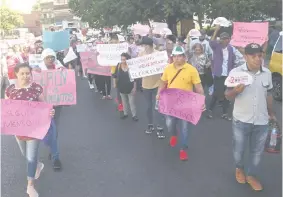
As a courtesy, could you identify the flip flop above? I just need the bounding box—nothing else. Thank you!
[35,162,44,180]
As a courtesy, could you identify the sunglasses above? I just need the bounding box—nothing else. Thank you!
[46,56,55,61]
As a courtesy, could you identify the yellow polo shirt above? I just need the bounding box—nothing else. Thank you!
[161,63,201,91]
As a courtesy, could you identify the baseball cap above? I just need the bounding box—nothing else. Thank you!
[172,46,185,55]
[42,48,56,59]
[245,43,263,55]
[140,36,153,46]
[220,32,230,39]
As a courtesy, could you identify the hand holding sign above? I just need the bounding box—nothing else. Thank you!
[225,72,253,87]
[233,84,245,94]
[158,89,205,125]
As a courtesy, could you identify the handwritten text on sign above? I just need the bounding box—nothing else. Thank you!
[158,89,205,125]
[1,99,52,139]
[96,43,129,66]
[33,70,77,105]
[29,54,43,68]
[127,51,168,79]
[80,51,111,76]
[230,22,268,47]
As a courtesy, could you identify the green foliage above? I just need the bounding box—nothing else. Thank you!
[0,7,24,31]
[32,0,41,11]
[69,0,194,28]
[203,0,282,22]
[69,0,282,29]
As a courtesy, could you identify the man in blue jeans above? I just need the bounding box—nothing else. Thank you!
[157,46,205,161]
[225,43,276,191]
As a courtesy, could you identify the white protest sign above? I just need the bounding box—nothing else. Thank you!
[63,47,77,64]
[160,28,172,35]
[117,34,125,42]
[212,17,231,27]
[225,72,254,87]
[76,44,87,52]
[29,54,43,68]
[97,43,129,66]
[132,24,150,36]
[127,51,168,79]
[151,22,168,34]
[151,22,168,29]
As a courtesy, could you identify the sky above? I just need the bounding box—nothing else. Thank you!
[1,0,37,13]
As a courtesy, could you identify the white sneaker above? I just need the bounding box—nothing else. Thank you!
[89,84,94,89]
[35,162,44,180]
[27,185,39,197]
[88,81,94,89]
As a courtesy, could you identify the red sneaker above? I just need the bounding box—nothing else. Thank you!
[118,103,123,111]
[170,136,177,147]
[179,150,188,161]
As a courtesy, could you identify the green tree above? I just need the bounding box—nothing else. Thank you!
[32,0,41,11]
[0,7,24,32]
[69,0,194,33]
[69,0,282,34]
[204,0,282,22]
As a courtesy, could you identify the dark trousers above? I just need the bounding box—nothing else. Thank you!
[96,75,111,96]
[136,78,142,91]
[88,73,93,84]
[208,76,229,114]
[54,106,62,135]
[199,74,206,88]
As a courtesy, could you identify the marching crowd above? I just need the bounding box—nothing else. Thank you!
[1,24,278,196]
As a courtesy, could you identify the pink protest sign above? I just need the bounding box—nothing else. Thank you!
[230,22,268,47]
[32,69,77,105]
[80,51,111,76]
[158,88,205,125]
[1,99,52,139]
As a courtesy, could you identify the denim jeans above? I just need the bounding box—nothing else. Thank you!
[43,119,59,161]
[15,137,40,180]
[143,88,163,128]
[165,115,193,149]
[232,118,268,176]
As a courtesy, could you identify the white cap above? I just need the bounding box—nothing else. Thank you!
[41,48,56,59]
[188,29,201,37]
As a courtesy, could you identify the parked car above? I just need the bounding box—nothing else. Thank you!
[269,31,282,101]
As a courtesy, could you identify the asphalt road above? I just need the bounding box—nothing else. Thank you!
[2,77,282,197]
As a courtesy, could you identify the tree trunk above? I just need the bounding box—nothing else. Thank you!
[197,13,203,29]
[167,15,177,35]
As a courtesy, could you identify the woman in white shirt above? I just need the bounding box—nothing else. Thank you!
[34,48,63,170]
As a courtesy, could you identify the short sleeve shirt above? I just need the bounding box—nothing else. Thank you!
[161,63,201,91]
[231,64,273,125]
[5,82,43,101]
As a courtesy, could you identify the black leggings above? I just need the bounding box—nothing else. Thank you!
[96,75,111,96]
[88,73,93,84]
[208,76,229,114]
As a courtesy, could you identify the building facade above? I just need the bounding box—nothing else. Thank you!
[39,0,75,30]
[21,11,42,36]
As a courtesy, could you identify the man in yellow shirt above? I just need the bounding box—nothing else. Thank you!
[157,46,205,161]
